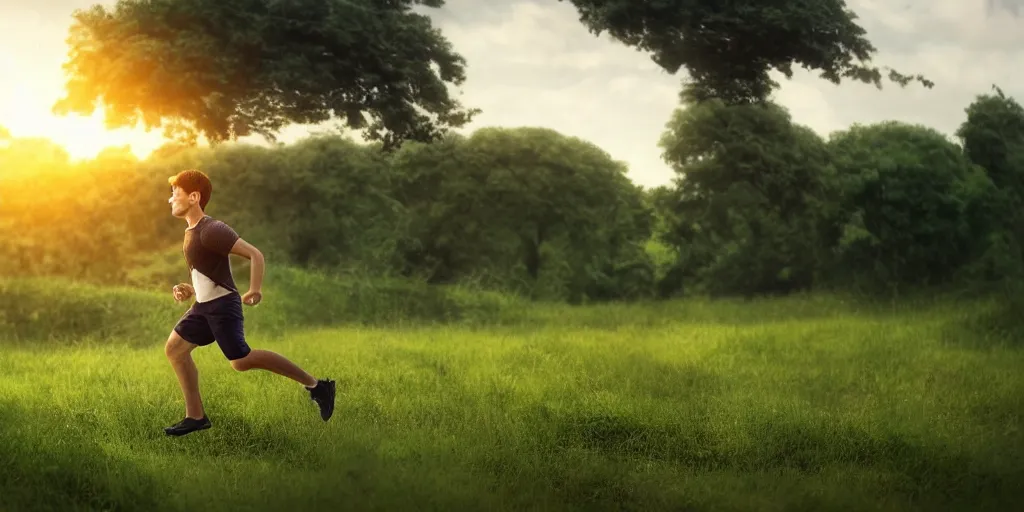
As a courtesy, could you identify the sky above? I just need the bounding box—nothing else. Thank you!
[1,0,1024,188]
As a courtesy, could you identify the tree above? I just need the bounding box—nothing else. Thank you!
[957,85,1024,196]
[53,0,480,150]
[559,0,933,104]
[0,136,72,183]
[656,96,836,296]
[643,185,682,297]
[388,133,482,284]
[0,137,154,283]
[391,127,654,301]
[826,121,994,291]
[465,127,654,301]
[953,85,1024,284]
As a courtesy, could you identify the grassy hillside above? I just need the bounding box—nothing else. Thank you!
[1,276,1022,511]
[0,268,525,346]
[4,266,1013,345]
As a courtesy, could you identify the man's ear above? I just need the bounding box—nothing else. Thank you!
[189,191,201,204]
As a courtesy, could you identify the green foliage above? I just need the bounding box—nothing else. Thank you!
[956,85,1024,197]
[54,0,479,149]
[0,143,169,285]
[1,124,657,303]
[657,98,835,296]
[9,77,1024,304]
[560,0,933,104]
[0,277,179,344]
[953,85,1024,289]
[0,270,524,345]
[239,266,521,333]
[825,121,994,292]
[390,127,655,302]
[645,85,1024,300]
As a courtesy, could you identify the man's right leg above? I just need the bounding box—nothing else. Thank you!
[165,331,205,419]
[164,310,217,436]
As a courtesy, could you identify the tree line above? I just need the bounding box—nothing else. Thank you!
[651,86,1023,299]
[3,85,1024,303]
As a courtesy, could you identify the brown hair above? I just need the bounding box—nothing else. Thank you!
[168,169,212,211]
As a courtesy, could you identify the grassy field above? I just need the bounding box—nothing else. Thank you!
[1,279,1023,511]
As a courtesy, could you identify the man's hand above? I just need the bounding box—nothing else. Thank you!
[172,283,195,302]
[242,290,262,307]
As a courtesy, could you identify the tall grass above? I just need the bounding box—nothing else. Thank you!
[1,274,1022,510]
[0,268,522,347]
[4,266,1014,346]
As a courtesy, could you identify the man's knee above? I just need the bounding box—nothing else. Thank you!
[230,353,252,372]
[165,331,195,361]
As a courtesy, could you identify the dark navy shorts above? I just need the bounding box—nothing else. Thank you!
[173,292,251,361]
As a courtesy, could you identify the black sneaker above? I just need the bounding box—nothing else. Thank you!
[164,416,211,436]
[308,379,336,421]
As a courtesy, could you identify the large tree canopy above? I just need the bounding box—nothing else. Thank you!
[657,96,835,295]
[560,0,934,103]
[952,85,1024,282]
[956,85,1024,201]
[391,127,654,301]
[827,121,994,289]
[53,0,479,149]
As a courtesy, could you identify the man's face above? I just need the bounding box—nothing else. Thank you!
[168,186,194,217]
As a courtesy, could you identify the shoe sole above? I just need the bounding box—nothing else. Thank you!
[318,381,336,421]
[164,423,211,436]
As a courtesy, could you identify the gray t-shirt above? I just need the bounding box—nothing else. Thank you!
[182,216,240,299]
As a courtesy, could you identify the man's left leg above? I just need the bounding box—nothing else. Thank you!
[229,350,337,421]
[230,348,316,387]
[209,294,336,421]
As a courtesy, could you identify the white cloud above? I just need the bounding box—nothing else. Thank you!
[432,0,682,187]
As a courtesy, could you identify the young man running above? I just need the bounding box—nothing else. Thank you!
[163,169,335,436]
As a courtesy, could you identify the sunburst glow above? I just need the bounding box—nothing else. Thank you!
[0,49,165,162]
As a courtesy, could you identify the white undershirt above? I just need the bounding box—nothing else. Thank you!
[191,268,232,303]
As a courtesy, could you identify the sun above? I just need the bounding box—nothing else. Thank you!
[1,81,164,161]
[39,111,161,161]
[0,39,163,162]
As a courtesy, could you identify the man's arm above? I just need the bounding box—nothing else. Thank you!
[230,238,265,294]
